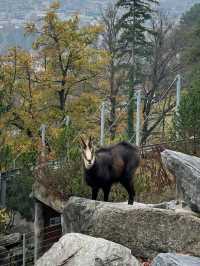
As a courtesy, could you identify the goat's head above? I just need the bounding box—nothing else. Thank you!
[80,136,95,169]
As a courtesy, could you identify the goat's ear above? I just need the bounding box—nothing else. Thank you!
[80,136,86,149]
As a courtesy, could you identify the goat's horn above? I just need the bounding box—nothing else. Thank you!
[80,136,86,147]
[89,136,94,146]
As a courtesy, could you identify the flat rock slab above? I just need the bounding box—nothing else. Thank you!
[63,197,200,259]
[161,149,200,212]
[152,253,200,266]
[36,233,139,266]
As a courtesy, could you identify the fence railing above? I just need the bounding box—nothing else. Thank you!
[0,223,62,266]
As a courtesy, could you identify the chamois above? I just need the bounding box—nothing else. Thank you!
[80,137,140,205]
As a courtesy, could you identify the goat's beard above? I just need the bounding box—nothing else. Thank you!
[83,157,95,170]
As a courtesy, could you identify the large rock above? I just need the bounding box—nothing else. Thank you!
[161,149,200,212]
[36,233,139,266]
[63,197,200,259]
[152,253,200,266]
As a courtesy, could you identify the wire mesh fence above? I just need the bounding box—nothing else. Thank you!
[0,223,62,266]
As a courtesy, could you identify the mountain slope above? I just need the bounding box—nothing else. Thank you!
[0,0,200,51]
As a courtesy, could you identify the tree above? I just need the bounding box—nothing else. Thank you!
[0,47,52,153]
[179,3,200,81]
[180,3,200,28]
[25,2,105,117]
[173,77,200,155]
[0,2,110,220]
[141,12,181,144]
[116,0,158,140]
[101,4,125,140]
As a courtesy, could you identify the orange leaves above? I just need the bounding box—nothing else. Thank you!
[0,1,109,159]
[49,0,60,10]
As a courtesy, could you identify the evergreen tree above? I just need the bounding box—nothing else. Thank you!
[173,77,200,155]
[116,0,158,140]
[179,3,200,80]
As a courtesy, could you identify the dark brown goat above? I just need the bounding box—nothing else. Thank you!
[80,137,140,204]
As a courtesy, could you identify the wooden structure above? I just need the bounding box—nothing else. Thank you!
[32,181,67,262]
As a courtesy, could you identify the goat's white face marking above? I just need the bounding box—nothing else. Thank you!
[80,138,95,170]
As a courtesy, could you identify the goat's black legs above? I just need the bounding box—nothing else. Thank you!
[92,187,111,202]
[103,186,111,202]
[92,188,99,200]
[121,180,135,205]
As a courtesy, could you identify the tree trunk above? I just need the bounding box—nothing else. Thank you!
[58,89,65,111]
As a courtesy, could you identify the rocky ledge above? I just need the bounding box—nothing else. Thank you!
[161,149,200,213]
[63,197,200,259]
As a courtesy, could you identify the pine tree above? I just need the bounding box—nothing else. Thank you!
[116,0,158,141]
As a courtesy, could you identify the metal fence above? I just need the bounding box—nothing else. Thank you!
[0,223,61,266]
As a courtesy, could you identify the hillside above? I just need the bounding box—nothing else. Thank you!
[0,0,200,52]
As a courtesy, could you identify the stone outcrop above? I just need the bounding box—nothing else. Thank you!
[63,197,200,259]
[151,253,200,266]
[161,149,200,212]
[36,233,139,266]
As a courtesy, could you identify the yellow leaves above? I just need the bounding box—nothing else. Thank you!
[0,209,10,233]
[49,127,62,139]
[2,130,34,157]
[0,2,111,160]
[68,93,101,137]
[24,22,37,34]
[49,0,60,10]
[80,23,104,44]
[31,9,103,75]
[45,11,58,25]
[17,50,33,70]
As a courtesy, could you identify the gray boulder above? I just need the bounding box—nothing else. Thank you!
[152,253,200,266]
[36,233,139,266]
[161,149,200,212]
[63,197,200,259]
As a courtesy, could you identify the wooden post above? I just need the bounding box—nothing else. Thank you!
[100,102,105,146]
[34,201,44,263]
[0,173,1,207]
[22,233,26,266]
[176,74,181,114]
[175,74,181,199]
[136,89,141,146]
[61,214,64,235]
[0,175,7,208]
[40,124,46,159]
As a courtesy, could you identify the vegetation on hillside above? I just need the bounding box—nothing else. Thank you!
[0,0,200,222]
